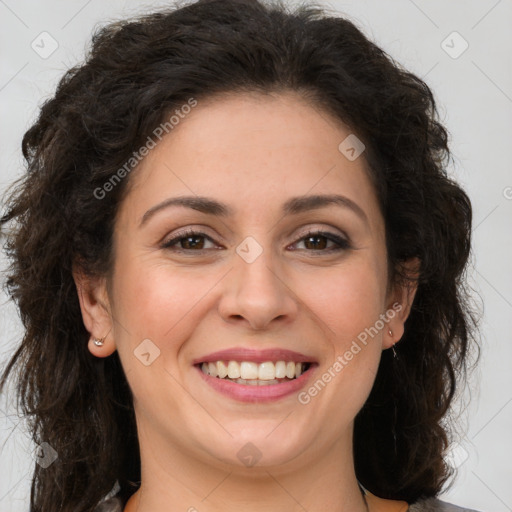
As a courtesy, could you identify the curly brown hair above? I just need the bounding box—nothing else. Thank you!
[0,0,480,510]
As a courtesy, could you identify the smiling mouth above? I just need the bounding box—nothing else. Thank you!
[197,360,313,386]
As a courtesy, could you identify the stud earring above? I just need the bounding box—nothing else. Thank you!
[93,337,105,346]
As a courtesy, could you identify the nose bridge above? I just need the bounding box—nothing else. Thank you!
[234,233,282,295]
[218,232,296,329]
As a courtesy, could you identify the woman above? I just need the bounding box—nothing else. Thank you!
[0,0,482,510]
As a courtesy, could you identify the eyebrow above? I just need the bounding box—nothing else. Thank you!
[139,193,368,227]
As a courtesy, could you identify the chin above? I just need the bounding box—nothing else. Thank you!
[194,424,310,470]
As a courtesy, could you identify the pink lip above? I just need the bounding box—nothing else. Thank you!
[192,347,316,365]
[195,363,318,403]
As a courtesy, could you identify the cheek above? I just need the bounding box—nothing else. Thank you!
[305,262,386,343]
[306,260,385,401]
[293,264,385,432]
[110,255,217,349]
[108,260,208,407]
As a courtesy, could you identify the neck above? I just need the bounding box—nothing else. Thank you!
[125,423,369,512]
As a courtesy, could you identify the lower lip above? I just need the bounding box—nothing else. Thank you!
[195,364,317,403]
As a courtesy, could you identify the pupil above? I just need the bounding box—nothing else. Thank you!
[305,235,326,250]
[183,236,203,249]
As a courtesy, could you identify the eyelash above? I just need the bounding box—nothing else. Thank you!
[160,228,352,254]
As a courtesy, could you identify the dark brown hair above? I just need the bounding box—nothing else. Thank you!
[0,0,480,510]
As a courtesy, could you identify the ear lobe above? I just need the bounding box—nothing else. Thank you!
[383,257,420,350]
[72,263,115,356]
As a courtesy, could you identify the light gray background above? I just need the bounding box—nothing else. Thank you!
[1,1,511,511]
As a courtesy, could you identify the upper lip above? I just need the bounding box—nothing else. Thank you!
[192,348,317,365]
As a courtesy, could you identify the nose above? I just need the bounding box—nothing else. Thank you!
[217,244,298,331]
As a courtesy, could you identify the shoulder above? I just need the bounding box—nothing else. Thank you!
[93,495,124,512]
[409,496,483,512]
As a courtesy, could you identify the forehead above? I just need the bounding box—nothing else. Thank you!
[120,91,383,232]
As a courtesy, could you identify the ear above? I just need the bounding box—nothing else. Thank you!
[72,263,116,358]
[382,257,420,350]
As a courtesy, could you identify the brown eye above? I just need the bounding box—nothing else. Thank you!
[292,230,351,253]
[303,234,329,250]
[161,230,216,251]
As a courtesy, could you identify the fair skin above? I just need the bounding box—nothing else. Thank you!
[74,91,417,512]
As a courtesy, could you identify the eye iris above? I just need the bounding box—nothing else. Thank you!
[182,235,204,250]
[304,235,327,250]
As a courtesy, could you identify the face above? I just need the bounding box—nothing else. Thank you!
[77,91,416,478]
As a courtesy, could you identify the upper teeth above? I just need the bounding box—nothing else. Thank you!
[201,361,307,380]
